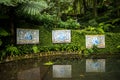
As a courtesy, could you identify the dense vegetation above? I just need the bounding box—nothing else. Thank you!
[0,0,120,61]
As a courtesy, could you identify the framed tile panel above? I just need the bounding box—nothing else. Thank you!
[52,30,71,43]
[17,28,39,44]
[86,35,105,48]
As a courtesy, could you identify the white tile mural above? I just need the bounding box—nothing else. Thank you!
[52,30,71,43]
[86,35,105,48]
[86,59,105,72]
[17,28,39,44]
[53,65,72,78]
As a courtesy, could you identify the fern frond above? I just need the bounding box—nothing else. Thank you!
[0,28,9,37]
[6,45,19,55]
[0,39,2,46]
[112,18,120,24]
[0,0,20,6]
[16,1,48,17]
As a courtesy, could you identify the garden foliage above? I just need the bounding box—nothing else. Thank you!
[0,0,120,60]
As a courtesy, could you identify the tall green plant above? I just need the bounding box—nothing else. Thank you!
[0,28,9,60]
[0,28,9,46]
[32,45,39,53]
[6,45,19,56]
[16,0,48,18]
[0,0,48,44]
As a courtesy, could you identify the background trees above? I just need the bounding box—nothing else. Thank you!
[0,0,120,60]
[0,0,48,43]
[0,0,120,45]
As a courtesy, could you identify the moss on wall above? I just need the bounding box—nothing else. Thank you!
[28,26,120,54]
[1,22,120,58]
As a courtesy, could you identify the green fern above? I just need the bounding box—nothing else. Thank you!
[112,18,120,24]
[88,19,98,27]
[0,28,9,46]
[16,1,48,17]
[0,39,2,46]
[6,45,19,56]
[0,0,20,6]
[0,0,29,6]
[0,28,9,37]
[117,45,120,49]
[32,45,39,53]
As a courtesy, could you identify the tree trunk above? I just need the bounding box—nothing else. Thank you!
[9,8,15,44]
[93,0,97,17]
[83,0,87,14]
[73,0,82,15]
[10,16,15,44]
[115,0,120,17]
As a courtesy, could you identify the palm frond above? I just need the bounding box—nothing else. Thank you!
[16,1,48,17]
[0,0,14,6]
[16,0,28,3]
[0,0,29,6]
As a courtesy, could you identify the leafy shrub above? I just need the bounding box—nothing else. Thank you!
[99,22,115,32]
[36,14,81,29]
[17,45,33,54]
[84,26,105,34]
[0,50,6,60]
[88,19,98,27]
[6,45,19,56]
[32,45,39,53]
[0,28,9,46]
[58,19,81,29]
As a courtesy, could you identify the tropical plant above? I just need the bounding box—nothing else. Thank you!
[0,0,48,43]
[0,28,9,46]
[32,45,39,53]
[57,18,80,29]
[5,44,19,56]
[0,28,10,60]
[16,0,48,19]
[85,25,105,34]
[117,45,120,50]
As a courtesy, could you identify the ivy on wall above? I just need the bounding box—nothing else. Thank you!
[16,26,120,55]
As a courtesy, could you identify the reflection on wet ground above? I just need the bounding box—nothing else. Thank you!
[0,57,120,80]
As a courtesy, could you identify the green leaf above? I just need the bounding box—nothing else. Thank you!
[112,18,120,24]
[43,61,54,65]
[0,0,17,6]
[0,39,2,46]
[117,45,120,49]
[0,28,9,37]
[16,1,48,17]
[32,45,39,53]
[97,28,105,33]
[6,45,19,55]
